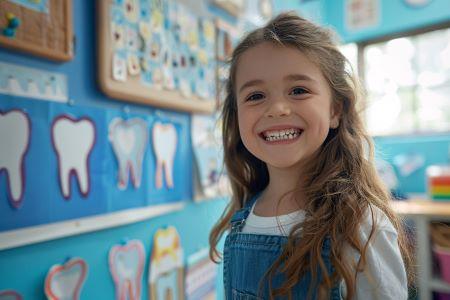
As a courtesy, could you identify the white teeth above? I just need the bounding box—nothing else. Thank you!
[0,110,30,208]
[52,116,95,199]
[263,128,302,142]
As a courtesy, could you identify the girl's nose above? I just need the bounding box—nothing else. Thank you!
[264,98,292,118]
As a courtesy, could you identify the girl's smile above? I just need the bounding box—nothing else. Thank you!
[259,126,303,144]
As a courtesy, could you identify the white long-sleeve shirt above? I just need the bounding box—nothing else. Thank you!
[241,202,408,300]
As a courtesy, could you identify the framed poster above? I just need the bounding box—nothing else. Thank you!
[0,0,74,61]
[97,0,217,113]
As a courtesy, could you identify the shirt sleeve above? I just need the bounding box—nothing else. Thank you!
[355,229,408,299]
[344,208,408,300]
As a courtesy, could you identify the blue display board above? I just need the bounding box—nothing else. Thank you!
[0,97,192,232]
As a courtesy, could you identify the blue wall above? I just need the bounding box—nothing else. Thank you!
[0,0,229,299]
[323,0,450,43]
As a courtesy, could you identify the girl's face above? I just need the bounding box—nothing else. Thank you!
[235,42,339,170]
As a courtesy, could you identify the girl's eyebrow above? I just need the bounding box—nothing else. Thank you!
[284,73,317,83]
[238,79,264,94]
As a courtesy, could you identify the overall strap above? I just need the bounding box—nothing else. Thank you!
[229,192,261,233]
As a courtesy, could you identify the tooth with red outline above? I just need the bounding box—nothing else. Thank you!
[44,257,88,300]
[152,122,177,189]
[109,240,145,300]
[0,289,23,300]
[0,110,30,208]
[52,115,95,199]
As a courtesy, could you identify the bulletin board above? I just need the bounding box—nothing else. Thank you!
[97,0,217,113]
[0,0,74,62]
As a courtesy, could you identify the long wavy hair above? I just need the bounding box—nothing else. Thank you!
[209,12,413,299]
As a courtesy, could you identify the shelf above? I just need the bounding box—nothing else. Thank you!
[430,278,450,293]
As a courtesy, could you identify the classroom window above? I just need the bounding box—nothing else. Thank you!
[362,28,450,136]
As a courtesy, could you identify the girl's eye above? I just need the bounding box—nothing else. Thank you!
[246,93,264,101]
[290,87,309,96]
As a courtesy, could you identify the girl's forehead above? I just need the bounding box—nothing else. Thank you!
[234,42,325,84]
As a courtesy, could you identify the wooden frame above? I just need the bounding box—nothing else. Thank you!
[211,0,244,17]
[0,0,73,62]
[97,0,216,113]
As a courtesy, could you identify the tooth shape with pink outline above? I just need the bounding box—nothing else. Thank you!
[0,109,30,209]
[109,118,148,190]
[0,289,23,300]
[152,122,177,189]
[44,257,88,300]
[51,115,95,199]
[109,240,145,300]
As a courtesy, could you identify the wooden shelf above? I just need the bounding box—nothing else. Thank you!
[392,197,450,300]
[430,278,450,293]
[392,199,450,217]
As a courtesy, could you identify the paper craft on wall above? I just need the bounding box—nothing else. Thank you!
[345,0,379,31]
[0,62,68,103]
[44,257,88,300]
[0,109,30,209]
[0,290,23,300]
[152,122,177,190]
[185,248,217,300]
[149,226,184,300]
[109,117,148,190]
[191,114,230,200]
[109,239,146,300]
[97,0,217,113]
[393,152,425,177]
[51,115,96,199]
[0,0,73,61]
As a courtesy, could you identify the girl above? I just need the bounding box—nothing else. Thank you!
[209,12,412,300]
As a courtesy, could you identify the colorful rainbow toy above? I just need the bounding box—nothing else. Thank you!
[427,165,450,201]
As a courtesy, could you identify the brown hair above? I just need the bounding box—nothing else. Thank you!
[209,11,413,299]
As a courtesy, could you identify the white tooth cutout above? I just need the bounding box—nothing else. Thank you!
[109,118,148,190]
[44,257,88,300]
[109,240,145,300]
[51,115,95,199]
[0,109,30,209]
[152,122,177,189]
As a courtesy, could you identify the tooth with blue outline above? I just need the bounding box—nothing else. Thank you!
[109,240,145,300]
[109,117,148,190]
[52,116,95,199]
[152,122,177,189]
[0,110,30,208]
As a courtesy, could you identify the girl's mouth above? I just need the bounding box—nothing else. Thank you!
[260,128,303,142]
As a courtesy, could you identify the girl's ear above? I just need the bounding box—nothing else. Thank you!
[330,101,342,129]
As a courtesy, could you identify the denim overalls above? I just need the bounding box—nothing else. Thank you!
[223,194,342,299]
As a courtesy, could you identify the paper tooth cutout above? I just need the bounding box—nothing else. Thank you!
[51,115,96,199]
[152,122,177,189]
[0,290,23,300]
[109,240,146,300]
[149,226,184,300]
[0,110,31,209]
[109,118,148,190]
[44,257,88,300]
